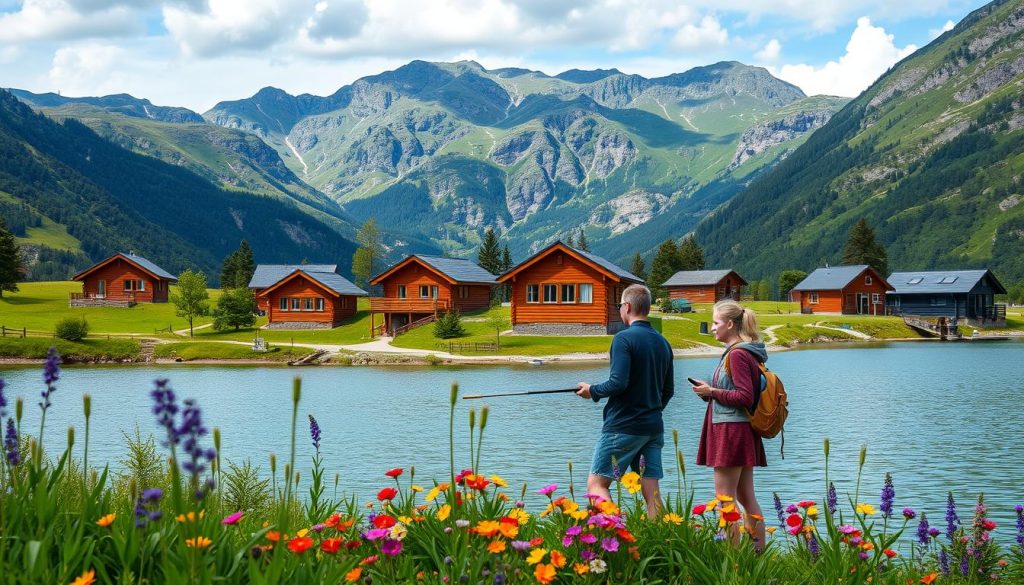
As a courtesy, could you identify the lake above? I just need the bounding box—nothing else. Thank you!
[2,341,1023,537]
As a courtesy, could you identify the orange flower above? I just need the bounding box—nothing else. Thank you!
[573,562,589,575]
[266,531,281,543]
[550,550,566,569]
[185,536,212,548]
[321,538,343,554]
[345,567,363,582]
[487,540,507,554]
[70,569,96,585]
[498,518,519,539]
[95,514,115,528]
[534,562,556,584]
[325,513,341,528]
[287,536,314,554]
[475,520,500,538]
[921,574,938,584]
[884,548,898,558]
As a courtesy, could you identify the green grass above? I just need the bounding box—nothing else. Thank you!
[190,298,376,345]
[0,336,139,360]
[153,341,292,361]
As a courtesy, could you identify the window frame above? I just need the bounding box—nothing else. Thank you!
[543,284,558,304]
[292,298,302,310]
[419,285,430,298]
[809,292,819,304]
[279,297,288,311]
[317,298,325,311]
[526,284,539,304]
[561,284,576,303]
[872,293,881,304]
[397,285,407,299]
[578,283,593,304]
[865,275,873,285]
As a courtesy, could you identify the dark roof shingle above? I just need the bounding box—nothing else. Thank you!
[414,255,498,284]
[663,269,737,287]
[791,265,871,291]
[887,270,1005,295]
[249,264,366,296]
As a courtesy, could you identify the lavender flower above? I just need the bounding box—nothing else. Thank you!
[946,492,960,540]
[0,378,7,418]
[959,553,969,576]
[808,531,820,559]
[773,492,785,527]
[827,482,837,515]
[928,527,940,538]
[142,488,163,503]
[939,549,950,576]
[1015,504,1024,547]
[903,507,916,520]
[39,347,61,412]
[178,399,214,477]
[916,514,930,546]
[150,379,179,446]
[308,414,321,451]
[4,418,19,466]
[880,473,894,518]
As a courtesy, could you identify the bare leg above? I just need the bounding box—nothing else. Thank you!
[713,466,743,545]
[736,466,766,552]
[586,474,613,507]
[640,478,662,519]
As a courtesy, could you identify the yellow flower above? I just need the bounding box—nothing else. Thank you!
[706,499,720,511]
[475,520,500,538]
[573,562,590,575]
[175,511,205,523]
[70,569,96,585]
[597,501,620,515]
[806,506,819,518]
[507,508,530,525]
[490,475,508,488]
[526,547,547,565]
[570,510,589,521]
[662,513,684,525]
[390,524,408,541]
[185,536,212,548]
[487,539,506,554]
[399,515,413,524]
[721,503,737,514]
[436,504,451,521]
[426,483,450,502]
[856,503,877,516]
[96,514,116,527]
[295,528,309,538]
[410,485,424,493]
[716,494,734,503]
[560,500,580,514]
[620,471,642,494]
[767,526,777,534]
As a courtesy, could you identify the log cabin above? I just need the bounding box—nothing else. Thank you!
[369,255,497,336]
[886,269,1007,327]
[663,269,747,303]
[498,241,644,335]
[71,253,177,307]
[790,265,893,315]
[250,265,367,329]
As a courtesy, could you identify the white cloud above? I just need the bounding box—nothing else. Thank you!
[163,0,322,58]
[0,0,139,43]
[0,45,22,64]
[754,38,781,62]
[670,14,729,50]
[771,16,917,97]
[48,43,127,96]
[929,19,956,39]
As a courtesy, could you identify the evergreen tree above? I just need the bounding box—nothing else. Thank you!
[577,229,589,252]
[756,280,772,301]
[219,240,256,289]
[433,309,466,339]
[477,227,502,275]
[220,250,239,289]
[566,233,575,248]
[779,270,808,300]
[842,218,889,276]
[677,235,706,271]
[648,240,681,299]
[630,252,647,282]
[499,244,513,303]
[213,287,257,331]
[0,218,24,297]
[352,218,384,289]
[171,269,210,337]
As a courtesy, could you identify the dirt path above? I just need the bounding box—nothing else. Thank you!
[174,323,213,336]
[809,322,872,340]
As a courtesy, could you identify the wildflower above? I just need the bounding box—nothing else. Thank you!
[533,563,556,584]
[903,507,916,520]
[498,519,519,539]
[856,503,876,516]
[321,538,342,554]
[880,473,895,518]
[573,562,589,575]
[883,548,897,558]
[663,513,684,525]
[363,528,389,541]
[381,538,403,556]
[921,574,938,584]
[827,482,838,515]
[526,548,547,564]
[808,531,820,559]
[600,537,619,552]
[475,520,500,538]
[692,503,707,515]
[176,511,204,523]
[410,485,423,492]
[805,506,819,518]
[916,514,930,546]
[723,510,742,523]
[287,536,314,553]
[185,536,213,548]
[222,512,244,525]
[785,504,798,514]
[491,475,508,488]
[488,540,506,554]
[436,505,451,521]
[377,487,398,501]
[946,492,960,540]
[0,378,6,417]
[939,549,950,576]
[456,519,470,528]
[373,514,396,529]
[425,483,449,501]
[43,346,61,387]
[1015,504,1024,547]
[265,531,280,543]
[959,553,969,576]
[142,488,163,502]
[390,524,408,541]
[550,550,567,569]
[308,415,321,451]
[620,472,641,494]
[858,551,869,561]
[537,484,557,496]
[96,514,116,527]
[5,419,20,466]
[70,569,96,585]
[588,559,607,574]
[838,524,857,535]
[580,533,597,544]
[928,527,940,538]
[511,540,531,551]
[773,492,785,526]
[797,500,816,509]
[345,567,363,582]
[385,467,403,478]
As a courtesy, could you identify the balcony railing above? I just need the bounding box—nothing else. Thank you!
[369,298,451,313]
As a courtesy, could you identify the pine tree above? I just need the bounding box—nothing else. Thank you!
[220,250,239,290]
[477,227,502,275]
[577,229,589,251]
[566,233,575,248]
[352,218,384,289]
[648,240,681,300]
[499,244,513,303]
[842,218,889,276]
[677,235,705,271]
[630,252,647,282]
[235,240,255,288]
[0,218,24,298]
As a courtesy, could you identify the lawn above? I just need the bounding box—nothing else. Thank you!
[0,336,139,360]
[153,341,293,361]
[189,298,376,345]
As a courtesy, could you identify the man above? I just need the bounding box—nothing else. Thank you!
[576,284,674,518]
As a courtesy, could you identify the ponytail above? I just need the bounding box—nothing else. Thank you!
[713,300,761,342]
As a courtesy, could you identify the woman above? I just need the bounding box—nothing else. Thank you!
[691,300,767,551]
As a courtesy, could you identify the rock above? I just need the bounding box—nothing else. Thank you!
[729,111,833,170]
[588,190,670,235]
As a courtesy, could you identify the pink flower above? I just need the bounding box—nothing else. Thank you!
[381,538,403,556]
[364,528,389,540]
[566,526,582,537]
[600,537,619,552]
[562,536,574,547]
[538,484,558,496]
[838,524,857,535]
[580,533,597,544]
[221,512,244,525]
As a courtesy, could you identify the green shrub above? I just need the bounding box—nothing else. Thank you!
[54,317,89,341]
[433,309,466,339]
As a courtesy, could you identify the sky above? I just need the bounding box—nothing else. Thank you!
[0,0,992,113]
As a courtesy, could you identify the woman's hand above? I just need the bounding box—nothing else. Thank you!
[690,379,714,401]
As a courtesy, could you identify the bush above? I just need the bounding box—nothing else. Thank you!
[55,317,89,341]
[659,296,674,314]
[433,309,466,339]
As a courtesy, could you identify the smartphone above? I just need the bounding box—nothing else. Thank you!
[687,377,701,386]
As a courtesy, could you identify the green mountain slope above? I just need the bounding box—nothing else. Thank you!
[697,0,1024,282]
[204,60,848,260]
[0,89,357,282]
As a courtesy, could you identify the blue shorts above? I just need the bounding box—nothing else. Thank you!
[590,431,664,480]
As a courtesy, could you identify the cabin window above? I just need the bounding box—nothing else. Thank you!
[292,298,302,310]
[280,297,288,311]
[123,279,144,291]
[561,284,576,303]
[809,293,819,304]
[419,285,430,298]
[317,298,325,311]
[865,275,873,285]
[543,284,558,303]
[398,285,407,299]
[432,286,439,299]
[872,293,881,304]
[719,286,726,295]
[527,284,539,303]
[579,284,593,303]
[459,286,469,299]
[304,298,313,311]
[930,297,947,306]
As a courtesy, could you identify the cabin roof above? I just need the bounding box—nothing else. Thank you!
[73,253,177,282]
[249,264,337,289]
[371,255,497,285]
[663,269,746,287]
[257,267,367,297]
[791,265,892,291]
[887,269,1006,295]
[498,241,643,284]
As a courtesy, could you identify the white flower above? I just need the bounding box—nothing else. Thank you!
[390,523,408,541]
[455,519,471,528]
[589,559,608,574]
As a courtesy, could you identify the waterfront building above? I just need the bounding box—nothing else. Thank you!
[790,265,893,315]
[71,253,177,307]
[886,269,1007,327]
[662,269,747,303]
[249,265,366,329]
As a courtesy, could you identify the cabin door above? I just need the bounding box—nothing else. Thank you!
[98,280,106,299]
[858,294,869,315]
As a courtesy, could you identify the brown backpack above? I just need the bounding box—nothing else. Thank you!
[724,348,789,456]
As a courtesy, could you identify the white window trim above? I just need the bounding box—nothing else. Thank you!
[317,298,325,311]
[809,292,819,304]
[419,285,430,298]
[872,293,881,304]
[280,297,288,311]
[579,283,593,304]
[561,284,576,304]
[526,284,539,304]
[398,285,407,299]
[865,276,873,285]
[542,284,558,304]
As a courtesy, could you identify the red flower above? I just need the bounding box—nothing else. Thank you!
[692,504,707,515]
[616,528,637,542]
[377,487,398,501]
[466,475,490,491]
[797,501,817,509]
[324,513,341,528]
[385,468,404,478]
[723,510,742,523]
[345,540,362,550]
[786,513,803,527]
[287,536,314,554]
[883,548,898,558]
[455,469,473,483]
[321,538,342,554]
[373,514,397,529]
[982,519,997,531]
[529,537,544,546]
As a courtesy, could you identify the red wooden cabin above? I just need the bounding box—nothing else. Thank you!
[498,241,644,335]
[252,266,367,328]
[791,265,894,315]
[249,264,338,314]
[663,269,747,303]
[71,253,177,306]
[369,255,497,336]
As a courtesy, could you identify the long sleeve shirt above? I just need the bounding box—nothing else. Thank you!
[590,320,675,435]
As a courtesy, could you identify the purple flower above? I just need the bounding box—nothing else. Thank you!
[1015,504,1024,547]
[838,524,857,535]
[4,418,19,467]
[773,492,785,527]
[938,549,950,576]
[946,492,960,540]
[928,527,940,538]
[381,538,403,556]
[785,504,798,514]
[580,533,597,544]
[580,549,597,561]
[808,532,820,559]
[142,488,163,503]
[562,536,573,547]
[959,553,969,576]
[827,482,837,515]
[537,484,557,496]
[600,537,619,552]
[308,414,321,451]
[363,528,389,540]
[150,379,179,446]
[916,514,930,546]
[879,473,894,518]
[0,378,7,417]
[903,507,916,520]
[566,525,582,537]
[39,347,61,411]
[178,399,215,481]
[511,540,531,551]
[858,551,869,561]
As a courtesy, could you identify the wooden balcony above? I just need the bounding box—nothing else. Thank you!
[369,298,450,313]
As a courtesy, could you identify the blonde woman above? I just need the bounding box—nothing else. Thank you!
[690,300,767,551]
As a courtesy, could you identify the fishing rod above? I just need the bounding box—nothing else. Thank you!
[462,388,579,399]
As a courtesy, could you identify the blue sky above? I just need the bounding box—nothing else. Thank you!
[0,0,990,112]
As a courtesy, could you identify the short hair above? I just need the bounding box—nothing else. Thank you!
[621,284,651,316]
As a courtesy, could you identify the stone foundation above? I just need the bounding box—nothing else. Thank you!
[512,323,609,336]
[265,321,333,330]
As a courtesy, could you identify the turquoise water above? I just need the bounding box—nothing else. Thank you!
[2,341,1023,536]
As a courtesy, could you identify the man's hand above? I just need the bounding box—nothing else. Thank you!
[576,382,592,399]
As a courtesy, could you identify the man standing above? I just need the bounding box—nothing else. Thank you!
[577,284,674,518]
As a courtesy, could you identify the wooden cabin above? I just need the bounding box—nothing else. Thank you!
[886,269,1007,327]
[790,265,893,315]
[71,253,177,307]
[249,264,338,314]
[497,241,644,335]
[369,255,497,336]
[663,269,747,303]
[252,266,367,329]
